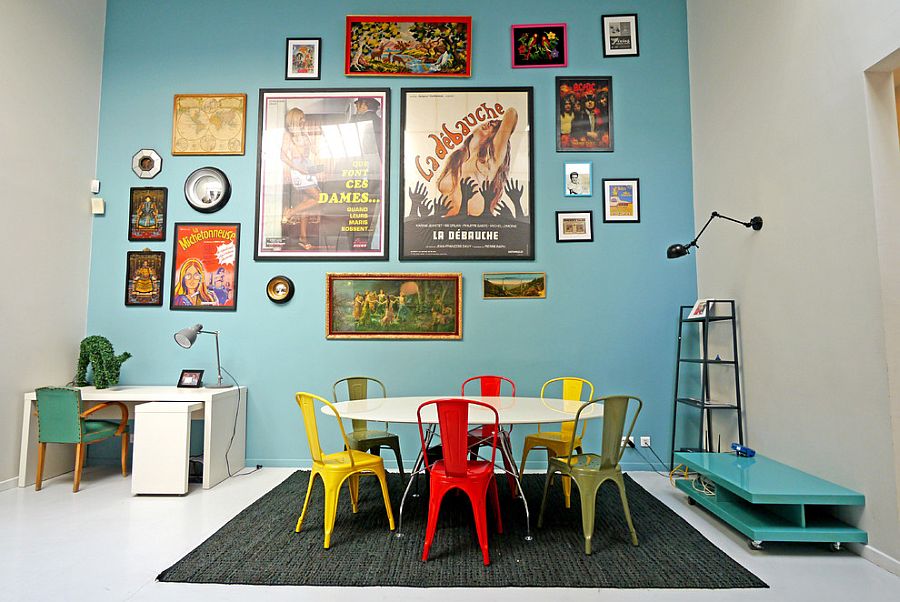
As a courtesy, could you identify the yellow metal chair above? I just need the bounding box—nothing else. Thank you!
[294,392,395,548]
[520,377,594,508]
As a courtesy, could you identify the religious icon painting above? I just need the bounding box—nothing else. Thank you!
[125,250,164,307]
[556,77,613,152]
[511,23,567,68]
[128,187,167,241]
[400,87,534,260]
[170,223,240,311]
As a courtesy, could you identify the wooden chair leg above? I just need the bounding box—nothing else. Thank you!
[120,432,129,477]
[35,442,47,491]
[73,443,86,493]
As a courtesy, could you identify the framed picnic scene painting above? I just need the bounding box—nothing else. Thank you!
[128,187,167,241]
[400,87,534,260]
[125,250,164,307]
[511,23,567,68]
[345,16,472,77]
[170,223,240,311]
[254,88,390,260]
[326,273,462,340]
[556,77,613,152]
[171,94,247,156]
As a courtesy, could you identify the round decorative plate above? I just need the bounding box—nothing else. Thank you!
[266,276,295,304]
[184,167,231,213]
[132,149,162,179]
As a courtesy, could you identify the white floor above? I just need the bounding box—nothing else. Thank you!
[2,467,899,602]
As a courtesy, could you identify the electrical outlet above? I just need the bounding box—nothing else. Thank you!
[621,436,635,447]
[640,436,651,448]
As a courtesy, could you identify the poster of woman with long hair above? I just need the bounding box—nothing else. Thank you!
[170,223,240,311]
[400,87,534,260]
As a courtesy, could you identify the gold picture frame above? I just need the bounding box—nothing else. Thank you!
[483,272,546,299]
[172,94,247,156]
[326,273,462,340]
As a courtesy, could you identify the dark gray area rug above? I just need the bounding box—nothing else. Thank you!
[158,471,766,588]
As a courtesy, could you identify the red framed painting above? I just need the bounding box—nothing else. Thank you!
[170,223,240,311]
[345,16,472,77]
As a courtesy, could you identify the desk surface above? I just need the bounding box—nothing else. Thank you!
[25,385,244,402]
[323,396,603,425]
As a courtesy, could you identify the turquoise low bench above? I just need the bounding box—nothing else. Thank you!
[673,452,867,551]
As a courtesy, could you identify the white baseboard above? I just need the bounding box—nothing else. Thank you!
[849,542,900,577]
[0,476,18,492]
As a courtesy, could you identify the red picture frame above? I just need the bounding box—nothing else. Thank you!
[345,16,472,77]
[170,223,240,311]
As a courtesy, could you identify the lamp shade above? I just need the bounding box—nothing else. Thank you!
[174,324,203,348]
[666,243,690,259]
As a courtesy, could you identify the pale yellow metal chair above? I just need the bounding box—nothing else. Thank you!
[294,392,395,548]
[520,377,594,507]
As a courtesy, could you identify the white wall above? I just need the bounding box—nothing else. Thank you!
[687,0,900,566]
[0,0,106,487]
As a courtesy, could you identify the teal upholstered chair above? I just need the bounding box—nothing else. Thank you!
[332,377,405,481]
[34,387,130,492]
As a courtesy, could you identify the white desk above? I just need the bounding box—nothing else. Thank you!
[19,386,247,490]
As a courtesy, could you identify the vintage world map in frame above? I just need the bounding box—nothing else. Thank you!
[345,16,472,77]
[172,94,247,155]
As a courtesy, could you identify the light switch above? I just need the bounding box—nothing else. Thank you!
[91,197,105,215]
[90,179,101,193]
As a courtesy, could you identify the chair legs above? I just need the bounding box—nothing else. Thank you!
[295,471,318,532]
[73,443,86,493]
[348,474,360,513]
[35,442,46,491]
[373,465,395,530]
[322,476,342,549]
[537,466,556,528]
[384,441,405,482]
[120,432,129,477]
[422,477,499,566]
[613,472,639,546]
[421,484,448,562]
[578,478,601,555]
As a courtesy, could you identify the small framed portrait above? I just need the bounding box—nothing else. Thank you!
[483,272,546,299]
[125,250,164,306]
[177,369,204,388]
[285,37,322,80]
[556,77,613,152]
[128,187,167,241]
[511,23,567,68]
[602,14,639,57]
[556,211,593,243]
[602,178,640,223]
[564,163,592,197]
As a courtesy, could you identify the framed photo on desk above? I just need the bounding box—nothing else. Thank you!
[177,369,204,388]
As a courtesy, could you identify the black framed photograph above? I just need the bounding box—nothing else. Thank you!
[177,369,204,388]
[602,178,640,223]
[286,38,322,80]
[128,187,167,241]
[556,210,593,243]
[556,77,613,152]
[400,87,534,260]
[255,88,390,260]
[602,14,639,57]
[125,250,164,307]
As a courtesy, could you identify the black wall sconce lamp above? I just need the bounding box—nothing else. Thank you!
[667,212,763,259]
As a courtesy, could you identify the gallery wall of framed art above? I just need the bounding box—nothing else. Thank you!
[86,0,697,468]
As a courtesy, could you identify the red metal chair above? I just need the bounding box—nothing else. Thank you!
[462,375,519,496]
[417,398,503,566]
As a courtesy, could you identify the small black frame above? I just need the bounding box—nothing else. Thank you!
[177,369,204,388]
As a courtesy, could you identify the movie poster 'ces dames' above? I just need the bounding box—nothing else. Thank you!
[400,87,534,260]
[254,89,390,260]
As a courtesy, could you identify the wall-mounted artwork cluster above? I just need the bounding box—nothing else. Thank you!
[119,10,643,338]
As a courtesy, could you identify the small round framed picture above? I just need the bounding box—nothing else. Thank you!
[286,38,322,80]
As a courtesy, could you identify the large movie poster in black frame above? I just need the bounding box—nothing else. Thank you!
[400,87,534,260]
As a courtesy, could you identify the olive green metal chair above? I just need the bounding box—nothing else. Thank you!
[537,395,643,555]
[34,386,130,493]
[333,377,405,481]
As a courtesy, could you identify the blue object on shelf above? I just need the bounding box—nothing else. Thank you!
[731,442,756,457]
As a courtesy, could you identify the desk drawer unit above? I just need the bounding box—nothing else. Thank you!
[132,401,203,495]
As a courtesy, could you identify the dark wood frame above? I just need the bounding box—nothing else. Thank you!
[128,187,167,241]
[124,250,165,307]
[325,272,462,340]
[285,37,322,80]
[555,76,613,152]
[399,86,535,261]
[555,210,594,243]
[602,178,641,223]
[170,223,240,311]
[602,14,639,58]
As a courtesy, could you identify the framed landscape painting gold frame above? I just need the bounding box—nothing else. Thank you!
[483,272,546,299]
[326,272,462,339]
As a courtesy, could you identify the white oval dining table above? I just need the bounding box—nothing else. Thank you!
[322,395,603,424]
[321,395,603,541]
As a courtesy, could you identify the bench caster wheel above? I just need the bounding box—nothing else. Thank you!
[748,540,764,550]
[830,542,842,552]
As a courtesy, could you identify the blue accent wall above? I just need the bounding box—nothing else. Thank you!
[88,0,697,471]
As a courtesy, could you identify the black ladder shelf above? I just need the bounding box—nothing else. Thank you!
[669,299,745,468]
